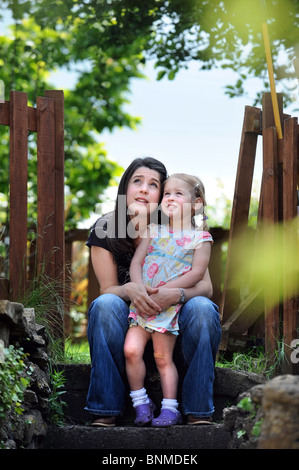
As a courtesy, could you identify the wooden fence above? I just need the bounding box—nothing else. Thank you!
[220,93,299,374]
[0,90,64,339]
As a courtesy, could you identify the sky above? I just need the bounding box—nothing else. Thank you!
[52,57,296,223]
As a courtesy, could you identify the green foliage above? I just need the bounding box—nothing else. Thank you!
[216,347,273,377]
[237,396,254,413]
[237,396,263,439]
[0,0,298,230]
[48,367,67,426]
[0,344,32,421]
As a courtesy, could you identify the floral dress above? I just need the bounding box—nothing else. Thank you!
[128,223,213,335]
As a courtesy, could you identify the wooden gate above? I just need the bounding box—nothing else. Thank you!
[0,90,64,339]
[220,93,298,374]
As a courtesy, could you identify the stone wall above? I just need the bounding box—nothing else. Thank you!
[223,374,299,449]
[0,300,51,449]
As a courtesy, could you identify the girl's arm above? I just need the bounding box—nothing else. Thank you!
[90,245,161,314]
[129,230,151,284]
[165,242,211,289]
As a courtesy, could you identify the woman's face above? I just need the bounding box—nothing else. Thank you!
[126,166,162,217]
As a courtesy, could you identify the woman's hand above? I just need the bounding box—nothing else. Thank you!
[149,286,180,311]
[149,269,213,310]
[124,282,161,316]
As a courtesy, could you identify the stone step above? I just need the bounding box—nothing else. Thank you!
[43,363,266,450]
[43,423,230,450]
[55,363,266,426]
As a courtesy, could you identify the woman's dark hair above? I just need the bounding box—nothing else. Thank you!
[107,157,168,266]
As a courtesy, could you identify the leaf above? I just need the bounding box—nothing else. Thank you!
[157,69,166,80]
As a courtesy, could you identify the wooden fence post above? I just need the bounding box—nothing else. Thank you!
[36,90,65,341]
[220,106,261,322]
[9,91,28,300]
[282,117,298,373]
[36,95,56,278]
[45,90,65,283]
[262,125,280,359]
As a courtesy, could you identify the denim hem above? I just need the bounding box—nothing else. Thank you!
[84,407,121,416]
[182,407,214,417]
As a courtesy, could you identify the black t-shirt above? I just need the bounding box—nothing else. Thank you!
[86,212,131,285]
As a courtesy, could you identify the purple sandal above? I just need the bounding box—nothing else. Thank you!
[151,408,183,427]
[134,399,156,426]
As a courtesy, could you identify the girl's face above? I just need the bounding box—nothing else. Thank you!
[161,177,202,226]
[126,166,162,217]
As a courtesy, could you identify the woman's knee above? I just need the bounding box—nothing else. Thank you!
[179,296,220,334]
[88,293,129,339]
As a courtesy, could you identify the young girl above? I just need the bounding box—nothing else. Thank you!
[124,173,213,427]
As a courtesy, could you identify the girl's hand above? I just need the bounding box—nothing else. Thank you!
[124,282,161,316]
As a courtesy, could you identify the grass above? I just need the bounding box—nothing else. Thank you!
[216,347,276,378]
[63,338,90,364]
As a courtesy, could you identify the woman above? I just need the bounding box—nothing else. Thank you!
[85,157,221,426]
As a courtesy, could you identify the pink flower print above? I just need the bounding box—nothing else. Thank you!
[147,262,159,278]
[156,281,166,287]
[146,315,157,322]
[128,311,137,321]
[176,235,192,247]
[182,266,191,275]
[148,244,154,253]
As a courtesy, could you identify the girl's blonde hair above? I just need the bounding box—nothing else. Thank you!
[164,173,208,230]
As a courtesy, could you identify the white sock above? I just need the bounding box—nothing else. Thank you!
[161,398,179,413]
[129,388,150,408]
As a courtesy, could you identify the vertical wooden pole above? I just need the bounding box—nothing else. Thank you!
[36,96,56,278]
[262,126,280,359]
[9,91,28,300]
[221,106,261,322]
[44,90,65,282]
[45,90,65,341]
[282,117,298,373]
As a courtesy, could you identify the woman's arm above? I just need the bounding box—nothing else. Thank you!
[149,268,214,309]
[90,245,161,314]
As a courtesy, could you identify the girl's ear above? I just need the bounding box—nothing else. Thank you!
[193,197,203,214]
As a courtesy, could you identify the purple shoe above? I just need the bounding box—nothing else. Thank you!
[134,399,156,427]
[151,408,183,427]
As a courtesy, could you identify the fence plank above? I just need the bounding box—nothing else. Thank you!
[0,101,10,126]
[262,126,280,358]
[282,117,298,373]
[9,91,28,300]
[220,106,260,321]
[36,96,56,278]
[45,90,65,281]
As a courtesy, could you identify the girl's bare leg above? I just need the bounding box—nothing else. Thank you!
[152,331,178,399]
[124,325,151,391]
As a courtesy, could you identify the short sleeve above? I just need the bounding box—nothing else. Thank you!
[86,214,110,251]
[193,230,214,248]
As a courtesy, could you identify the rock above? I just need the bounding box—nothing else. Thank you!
[223,383,265,449]
[0,301,51,449]
[258,375,299,449]
[23,409,47,448]
[0,300,25,346]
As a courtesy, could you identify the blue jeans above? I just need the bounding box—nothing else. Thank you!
[85,294,221,417]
